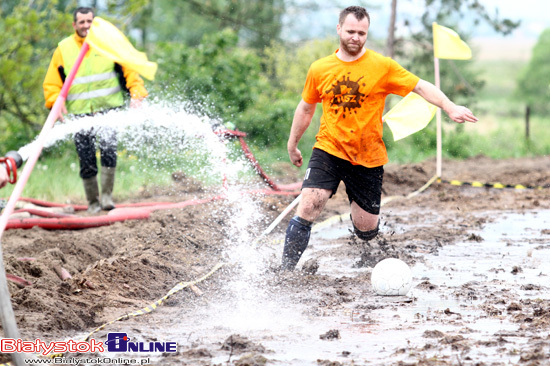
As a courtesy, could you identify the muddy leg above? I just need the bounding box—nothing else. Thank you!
[352,217,381,268]
[281,188,331,270]
[353,219,379,242]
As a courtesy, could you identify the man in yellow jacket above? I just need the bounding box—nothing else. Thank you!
[43,7,147,213]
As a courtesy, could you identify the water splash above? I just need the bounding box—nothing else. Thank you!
[22,98,289,345]
[41,99,283,326]
[17,100,245,186]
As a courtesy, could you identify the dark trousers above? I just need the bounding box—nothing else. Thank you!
[74,127,117,179]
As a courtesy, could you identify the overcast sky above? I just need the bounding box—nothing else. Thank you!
[284,0,549,42]
[474,0,548,39]
[391,0,548,40]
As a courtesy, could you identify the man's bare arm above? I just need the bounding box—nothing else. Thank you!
[287,99,317,167]
[413,79,478,124]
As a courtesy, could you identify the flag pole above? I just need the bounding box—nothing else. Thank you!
[432,22,472,179]
[0,42,89,366]
[434,56,442,179]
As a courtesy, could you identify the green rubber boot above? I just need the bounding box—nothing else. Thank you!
[100,166,116,211]
[83,176,101,214]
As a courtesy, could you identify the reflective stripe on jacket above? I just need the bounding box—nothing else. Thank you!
[59,36,124,114]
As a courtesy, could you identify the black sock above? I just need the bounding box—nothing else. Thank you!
[282,216,313,270]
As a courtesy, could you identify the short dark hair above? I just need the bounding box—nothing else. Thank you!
[339,6,370,25]
[73,7,94,22]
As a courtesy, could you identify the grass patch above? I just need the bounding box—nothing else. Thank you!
[0,149,176,203]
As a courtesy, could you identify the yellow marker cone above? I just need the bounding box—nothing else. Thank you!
[383,92,437,141]
[86,17,157,80]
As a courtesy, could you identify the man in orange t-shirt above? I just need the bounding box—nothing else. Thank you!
[282,5,478,270]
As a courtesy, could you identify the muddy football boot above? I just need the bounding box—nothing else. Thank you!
[281,216,313,270]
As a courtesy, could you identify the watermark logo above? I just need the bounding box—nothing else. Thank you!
[105,332,177,353]
[0,332,177,356]
[0,339,103,356]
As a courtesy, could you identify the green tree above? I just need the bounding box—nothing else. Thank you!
[516,28,550,114]
[153,29,269,123]
[389,0,520,104]
[105,0,286,50]
[264,38,336,96]
[0,0,75,152]
[173,0,286,49]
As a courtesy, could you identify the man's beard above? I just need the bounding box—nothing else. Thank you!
[340,40,364,56]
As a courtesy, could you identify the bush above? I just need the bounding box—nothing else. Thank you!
[516,28,550,114]
[237,98,297,147]
[152,28,268,122]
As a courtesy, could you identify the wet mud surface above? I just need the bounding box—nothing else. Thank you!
[1,155,550,365]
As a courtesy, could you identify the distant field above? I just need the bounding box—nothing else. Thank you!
[471,36,534,112]
[468,39,532,135]
[471,36,536,61]
[474,59,527,114]
[450,41,550,159]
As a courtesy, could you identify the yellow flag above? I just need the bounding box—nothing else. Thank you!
[432,22,472,60]
[383,93,437,141]
[86,17,157,80]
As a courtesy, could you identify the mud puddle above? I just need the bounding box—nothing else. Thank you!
[61,209,550,365]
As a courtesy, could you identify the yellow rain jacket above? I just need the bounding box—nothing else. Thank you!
[43,33,148,114]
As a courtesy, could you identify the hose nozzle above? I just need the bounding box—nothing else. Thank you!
[5,151,22,169]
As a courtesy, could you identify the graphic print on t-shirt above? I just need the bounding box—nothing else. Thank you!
[326,73,368,119]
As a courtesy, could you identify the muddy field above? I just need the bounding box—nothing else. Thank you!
[1,155,550,365]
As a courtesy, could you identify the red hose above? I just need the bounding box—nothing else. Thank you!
[6,273,32,288]
[238,136,282,190]
[4,188,302,231]
[5,209,150,230]
[17,197,88,211]
[14,197,182,211]
[13,208,76,218]
[215,129,302,192]
[116,201,179,208]
[111,195,228,214]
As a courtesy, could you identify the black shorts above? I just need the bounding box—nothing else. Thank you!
[301,148,384,215]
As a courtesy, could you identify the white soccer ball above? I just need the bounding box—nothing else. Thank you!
[371,258,413,296]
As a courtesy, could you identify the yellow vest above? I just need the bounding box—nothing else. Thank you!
[59,36,124,115]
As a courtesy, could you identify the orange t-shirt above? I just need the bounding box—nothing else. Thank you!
[302,49,420,167]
